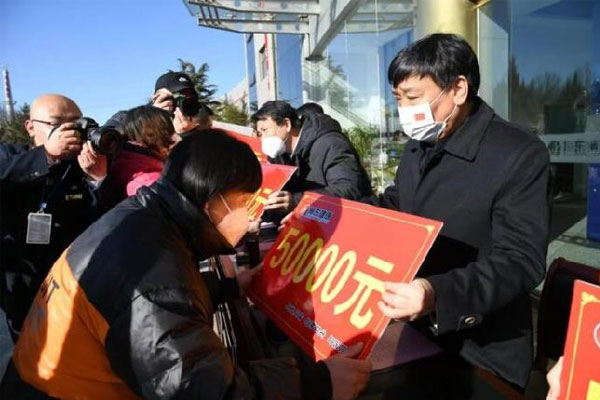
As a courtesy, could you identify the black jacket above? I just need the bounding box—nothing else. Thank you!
[0,144,99,337]
[372,98,549,388]
[5,178,330,399]
[271,113,372,208]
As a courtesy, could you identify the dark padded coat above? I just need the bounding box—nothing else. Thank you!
[4,178,330,399]
[270,113,372,209]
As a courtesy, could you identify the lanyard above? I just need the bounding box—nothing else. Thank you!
[38,164,72,213]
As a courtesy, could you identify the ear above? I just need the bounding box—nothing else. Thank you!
[451,75,469,106]
[25,120,35,138]
[283,118,292,133]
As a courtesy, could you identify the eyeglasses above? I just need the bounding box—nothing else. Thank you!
[31,118,78,128]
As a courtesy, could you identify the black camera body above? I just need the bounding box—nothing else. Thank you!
[74,117,121,157]
[171,92,200,117]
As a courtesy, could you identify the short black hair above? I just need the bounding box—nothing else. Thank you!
[195,104,213,130]
[198,103,214,117]
[163,129,262,207]
[296,102,324,119]
[251,101,301,129]
[388,33,480,100]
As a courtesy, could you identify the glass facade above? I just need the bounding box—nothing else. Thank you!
[304,0,415,189]
[245,34,258,113]
[242,0,600,258]
[275,34,303,107]
[479,0,600,263]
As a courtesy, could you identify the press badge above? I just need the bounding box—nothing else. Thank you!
[26,212,52,244]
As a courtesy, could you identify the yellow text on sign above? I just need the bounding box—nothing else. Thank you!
[587,380,600,400]
[269,227,394,329]
[247,188,273,220]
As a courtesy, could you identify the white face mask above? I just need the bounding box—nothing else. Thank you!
[397,90,457,143]
[261,135,287,159]
[211,193,249,247]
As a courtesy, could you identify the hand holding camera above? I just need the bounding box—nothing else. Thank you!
[45,117,120,181]
[152,88,199,117]
[71,117,121,156]
[152,89,174,112]
[44,121,83,162]
[77,141,107,181]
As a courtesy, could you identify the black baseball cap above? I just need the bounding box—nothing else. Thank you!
[154,72,196,94]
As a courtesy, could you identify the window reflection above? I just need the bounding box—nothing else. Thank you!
[480,0,600,258]
[276,34,303,107]
[303,0,415,190]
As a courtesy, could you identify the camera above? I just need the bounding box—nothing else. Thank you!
[74,117,122,157]
[171,91,200,117]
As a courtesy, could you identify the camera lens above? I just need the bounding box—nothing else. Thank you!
[172,92,199,117]
[89,126,122,156]
[180,97,200,116]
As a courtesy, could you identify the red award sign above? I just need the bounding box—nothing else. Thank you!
[247,163,297,220]
[560,280,600,400]
[224,130,268,163]
[248,192,443,360]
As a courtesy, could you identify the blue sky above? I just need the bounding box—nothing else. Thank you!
[0,0,246,124]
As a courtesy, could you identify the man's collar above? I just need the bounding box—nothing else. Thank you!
[290,126,303,156]
[440,97,494,161]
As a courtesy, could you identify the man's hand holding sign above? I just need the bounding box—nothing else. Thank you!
[246,163,296,221]
[378,278,436,322]
[248,192,442,361]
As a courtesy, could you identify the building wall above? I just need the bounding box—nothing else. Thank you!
[223,77,249,111]
[245,34,258,113]
[253,33,277,108]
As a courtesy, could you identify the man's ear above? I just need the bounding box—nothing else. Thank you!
[25,120,35,138]
[452,75,469,106]
[283,118,293,135]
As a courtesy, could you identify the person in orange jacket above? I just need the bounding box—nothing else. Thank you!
[1,129,371,400]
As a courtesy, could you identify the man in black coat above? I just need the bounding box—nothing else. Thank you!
[370,34,550,393]
[0,94,107,340]
[251,101,372,213]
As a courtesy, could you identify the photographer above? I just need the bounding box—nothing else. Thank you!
[151,71,212,136]
[0,94,107,340]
